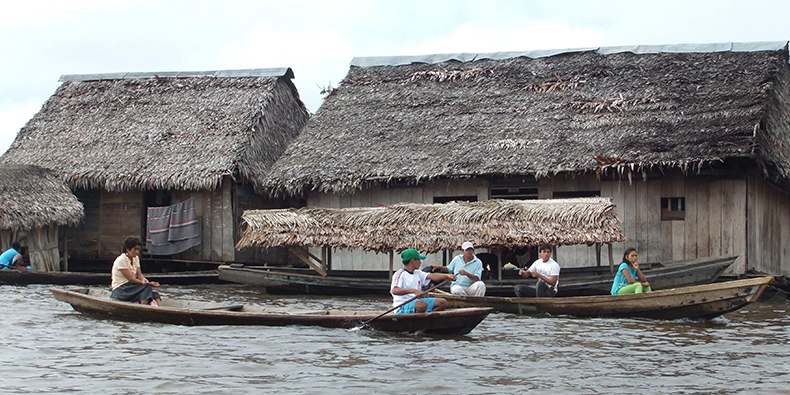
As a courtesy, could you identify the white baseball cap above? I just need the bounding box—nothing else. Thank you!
[461,241,474,250]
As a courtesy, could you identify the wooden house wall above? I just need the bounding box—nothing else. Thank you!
[306,179,489,270]
[69,177,289,265]
[747,176,790,276]
[548,171,747,274]
[67,188,101,259]
[306,170,750,274]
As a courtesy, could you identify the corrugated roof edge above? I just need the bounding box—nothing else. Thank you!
[58,67,295,82]
[350,41,789,67]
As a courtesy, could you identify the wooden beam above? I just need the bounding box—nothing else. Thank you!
[595,243,601,267]
[389,251,394,280]
[62,227,68,272]
[287,246,327,277]
[497,248,503,280]
[608,243,614,274]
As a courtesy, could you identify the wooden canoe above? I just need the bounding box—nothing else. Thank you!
[0,270,224,286]
[429,276,773,320]
[217,255,736,297]
[50,287,492,334]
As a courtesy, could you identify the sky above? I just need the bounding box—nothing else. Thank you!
[1,0,789,153]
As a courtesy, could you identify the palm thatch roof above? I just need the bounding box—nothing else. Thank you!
[262,42,790,196]
[0,164,84,230]
[2,68,309,192]
[237,197,624,253]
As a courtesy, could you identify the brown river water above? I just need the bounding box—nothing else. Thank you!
[1,284,789,394]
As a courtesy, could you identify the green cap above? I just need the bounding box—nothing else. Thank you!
[401,248,426,262]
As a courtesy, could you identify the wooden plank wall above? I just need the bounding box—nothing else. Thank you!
[747,176,790,276]
[307,179,489,271]
[70,181,291,264]
[171,181,234,262]
[539,175,612,267]
[98,190,142,258]
[68,189,101,259]
[234,184,289,265]
[304,172,751,273]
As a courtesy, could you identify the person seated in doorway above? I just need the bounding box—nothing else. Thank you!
[391,248,456,314]
[0,242,32,271]
[514,244,560,297]
[611,247,652,295]
[110,237,161,305]
[429,241,486,296]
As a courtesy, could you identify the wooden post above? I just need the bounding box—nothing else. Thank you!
[497,248,503,280]
[62,227,68,272]
[321,246,327,272]
[608,243,614,274]
[327,248,332,271]
[442,250,447,266]
[595,243,601,267]
[389,251,394,280]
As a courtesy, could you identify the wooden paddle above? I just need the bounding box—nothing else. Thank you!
[350,279,450,331]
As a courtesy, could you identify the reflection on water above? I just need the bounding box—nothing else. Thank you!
[1,284,789,394]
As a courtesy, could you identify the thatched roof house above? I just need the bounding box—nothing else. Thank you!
[0,164,83,230]
[3,68,307,192]
[1,68,309,263]
[238,198,624,253]
[0,164,84,271]
[256,42,790,276]
[263,42,790,195]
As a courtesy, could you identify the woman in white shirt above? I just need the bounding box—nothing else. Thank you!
[110,237,161,305]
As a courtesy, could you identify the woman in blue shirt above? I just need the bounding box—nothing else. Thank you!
[610,247,652,295]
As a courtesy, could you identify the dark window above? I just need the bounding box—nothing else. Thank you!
[433,196,477,204]
[490,186,538,200]
[552,190,601,198]
[661,197,685,221]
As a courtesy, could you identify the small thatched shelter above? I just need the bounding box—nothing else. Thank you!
[239,197,624,251]
[2,68,308,264]
[0,164,84,271]
[261,42,790,275]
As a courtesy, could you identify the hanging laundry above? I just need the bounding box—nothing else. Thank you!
[146,198,201,255]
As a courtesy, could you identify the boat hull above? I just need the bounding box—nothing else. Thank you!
[432,277,773,320]
[0,270,223,286]
[50,287,491,334]
[218,255,737,297]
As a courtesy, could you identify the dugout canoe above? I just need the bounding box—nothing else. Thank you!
[0,270,223,286]
[50,287,491,334]
[429,276,773,320]
[217,255,736,297]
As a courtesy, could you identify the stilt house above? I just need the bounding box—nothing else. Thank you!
[2,68,309,266]
[261,42,790,276]
[0,164,84,271]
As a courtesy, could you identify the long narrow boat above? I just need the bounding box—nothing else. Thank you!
[217,255,736,297]
[0,270,224,286]
[50,287,492,334]
[429,277,773,320]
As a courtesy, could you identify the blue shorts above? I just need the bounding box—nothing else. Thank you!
[395,298,436,314]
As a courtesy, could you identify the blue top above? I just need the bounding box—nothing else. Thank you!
[447,255,483,288]
[0,248,20,268]
[610,262,638,295]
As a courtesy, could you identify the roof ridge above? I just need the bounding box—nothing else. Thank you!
[59,67,295,83]
[351,41,789,67]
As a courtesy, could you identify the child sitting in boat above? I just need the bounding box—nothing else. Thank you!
[110,237,161,305]
[0,242,32,271]
[391,248,456,314]
[611,247,652,295]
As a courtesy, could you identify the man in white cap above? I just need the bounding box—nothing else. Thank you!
[430,241,486,296]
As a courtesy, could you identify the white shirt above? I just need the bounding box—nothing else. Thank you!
[390,268,430,307]
[527,258,561,290]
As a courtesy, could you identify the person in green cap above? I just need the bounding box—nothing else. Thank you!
[390,248,456,314]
